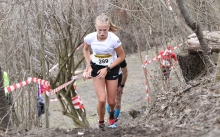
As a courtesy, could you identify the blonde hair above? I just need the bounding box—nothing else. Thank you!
[95,13,122,34]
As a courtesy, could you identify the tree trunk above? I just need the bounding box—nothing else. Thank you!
[176,0,214,73]
[0,68,10,130]
[35,1,50,128]
[45,0,90,128]
[177,52,205,82]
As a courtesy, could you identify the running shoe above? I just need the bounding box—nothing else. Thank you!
[108,118,115,125]
[109,122,117,128]
[99,123,105,129]
[98,121,105,129]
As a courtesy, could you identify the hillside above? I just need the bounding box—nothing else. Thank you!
[2,50,220,137]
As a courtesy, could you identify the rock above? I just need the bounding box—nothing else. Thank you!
[178,31,220,81]
[187,31,220,54]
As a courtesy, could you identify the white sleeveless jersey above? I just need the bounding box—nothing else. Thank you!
[84,32,122,66]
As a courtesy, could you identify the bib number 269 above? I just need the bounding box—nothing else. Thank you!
[99,59,108,64]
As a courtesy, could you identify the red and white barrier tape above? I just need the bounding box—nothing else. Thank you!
[142,55,150,101]
[49,75,84,109]
[142,42,184,100]
[167,0,172,11]
[49,43,84,72]
[5,79,31,93]
[73,74,77,90]
[50,75,77,95]
[5,75,83,109]
[72,95,84,109]
[142,42,184,68]
[5,77,50,93]
[50,98,60,102]
[48,64,58,73]
[145,83,149,100]
[5,75,77,96]
[50,95,84,109]
[30,77,50,87]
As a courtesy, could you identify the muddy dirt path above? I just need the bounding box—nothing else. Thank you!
[44,47,184,129]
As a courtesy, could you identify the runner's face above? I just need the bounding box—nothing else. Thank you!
[95,22,109,40]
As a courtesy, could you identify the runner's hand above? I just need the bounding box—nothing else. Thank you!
[117,86,123,94]
[97,68,107,79]
[82,67,92,80]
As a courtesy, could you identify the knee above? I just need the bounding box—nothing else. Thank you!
[115,101,121,108]
[108,101,115,107]
[115,96,121,103]
[98,99,106,106]
[108,97,116,106]
[115,104,121,108]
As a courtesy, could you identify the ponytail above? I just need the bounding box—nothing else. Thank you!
[109,21,122,34]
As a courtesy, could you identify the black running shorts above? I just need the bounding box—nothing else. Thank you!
[91,61,120,80]
[162,68,171,79]
[117,73,122,87]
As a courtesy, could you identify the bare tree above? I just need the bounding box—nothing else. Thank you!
[35,0,50,128]
[42,0,91,128]
[0,0,220,131]
[176,0,214,73]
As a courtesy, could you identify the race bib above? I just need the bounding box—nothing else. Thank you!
[92,54,113,66]
[162,60,170,67]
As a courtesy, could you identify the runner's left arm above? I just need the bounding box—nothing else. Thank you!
[118,60,128,94]
[121,67,128,86]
